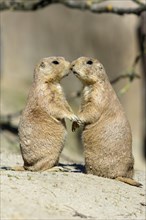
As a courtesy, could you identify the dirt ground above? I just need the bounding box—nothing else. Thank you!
[0,152,145,220]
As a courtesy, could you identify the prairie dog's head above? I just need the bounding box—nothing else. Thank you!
[34,57,70,83]
[70,57,108,85]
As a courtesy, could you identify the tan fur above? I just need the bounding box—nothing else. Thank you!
[116,177,142,187]
[18,57,78,172]
[71,57,142,187]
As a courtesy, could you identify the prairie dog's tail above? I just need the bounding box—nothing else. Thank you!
[1,166,25,171]
[116,176,142,187]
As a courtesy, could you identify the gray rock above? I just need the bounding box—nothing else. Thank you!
[0,154,145,220]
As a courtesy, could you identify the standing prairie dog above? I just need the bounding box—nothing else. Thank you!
[16,57,78,172]
[71,57,141,187]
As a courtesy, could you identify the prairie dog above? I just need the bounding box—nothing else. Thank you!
[71,57,141,187]
[18,57,78,171]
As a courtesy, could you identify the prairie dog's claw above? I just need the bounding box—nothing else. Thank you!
[72,120,82,132]
[69,115,79,122]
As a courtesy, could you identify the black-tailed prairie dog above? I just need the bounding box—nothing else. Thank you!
[17,57,79,171]
[71,57,141,187]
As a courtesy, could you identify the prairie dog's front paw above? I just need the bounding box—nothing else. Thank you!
[72,118,83,132]
[69,115,79,122]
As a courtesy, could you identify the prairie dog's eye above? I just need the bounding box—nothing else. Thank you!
[52,60,59,65]
[86,60,93,65]
[40,62,46,68]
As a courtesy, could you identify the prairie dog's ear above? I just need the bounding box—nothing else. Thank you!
[96,63,104,71]
[40,61,46,68]
[96,63,107,82]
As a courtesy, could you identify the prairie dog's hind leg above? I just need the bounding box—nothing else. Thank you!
[0,165,25,171]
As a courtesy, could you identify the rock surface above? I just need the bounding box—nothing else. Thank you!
[0,153,146,220]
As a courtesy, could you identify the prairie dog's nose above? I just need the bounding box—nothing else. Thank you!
[70,63,75,71]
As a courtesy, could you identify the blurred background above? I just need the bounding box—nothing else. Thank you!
[0,0,145,170]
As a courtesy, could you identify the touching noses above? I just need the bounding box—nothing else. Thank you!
[70,63,75,71]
